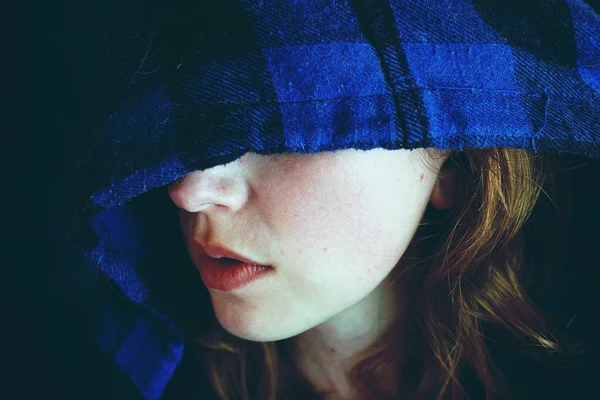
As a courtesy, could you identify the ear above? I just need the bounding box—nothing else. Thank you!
[429,165,457,210]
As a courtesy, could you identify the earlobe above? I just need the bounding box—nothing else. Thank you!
[429,167,457,210]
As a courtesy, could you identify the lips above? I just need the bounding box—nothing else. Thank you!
[190,242,272,291]
[195,255,272,291]
[193,242,268,266]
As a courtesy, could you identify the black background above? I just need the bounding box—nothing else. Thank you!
[9,1,126,398]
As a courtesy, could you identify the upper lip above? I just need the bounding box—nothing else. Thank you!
[193,242,267,266]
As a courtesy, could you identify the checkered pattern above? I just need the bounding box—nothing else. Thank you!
[66,1,600,399]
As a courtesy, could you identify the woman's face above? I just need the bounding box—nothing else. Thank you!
[168,148,449,341]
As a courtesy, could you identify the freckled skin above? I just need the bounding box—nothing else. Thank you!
[168,148,447,342]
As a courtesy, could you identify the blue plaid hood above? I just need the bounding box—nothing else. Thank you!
[67,1,600,398]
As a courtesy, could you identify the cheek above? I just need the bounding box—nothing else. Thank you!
[258,153,435,281]
[264,178,410,279]
[340,179,430,262]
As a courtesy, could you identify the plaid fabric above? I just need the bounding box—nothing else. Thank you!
[66,1,600,399]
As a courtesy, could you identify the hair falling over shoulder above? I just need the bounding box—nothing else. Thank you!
[186,148,582,400]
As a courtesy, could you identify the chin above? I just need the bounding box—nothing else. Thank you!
[219,320,295,342]
[213,308,304,342]
[209,293,316,342]
[211,304,277,342]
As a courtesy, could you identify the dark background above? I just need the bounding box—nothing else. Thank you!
[8,0,600,399]
[9,1,126,397]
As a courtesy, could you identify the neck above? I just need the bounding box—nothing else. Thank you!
[290,274,402,399]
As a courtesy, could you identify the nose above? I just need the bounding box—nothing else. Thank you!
[167,166,249,213]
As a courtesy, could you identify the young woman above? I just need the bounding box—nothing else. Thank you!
[67,0,599,399]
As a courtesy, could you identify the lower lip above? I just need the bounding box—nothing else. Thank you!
[195,255,273,291]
